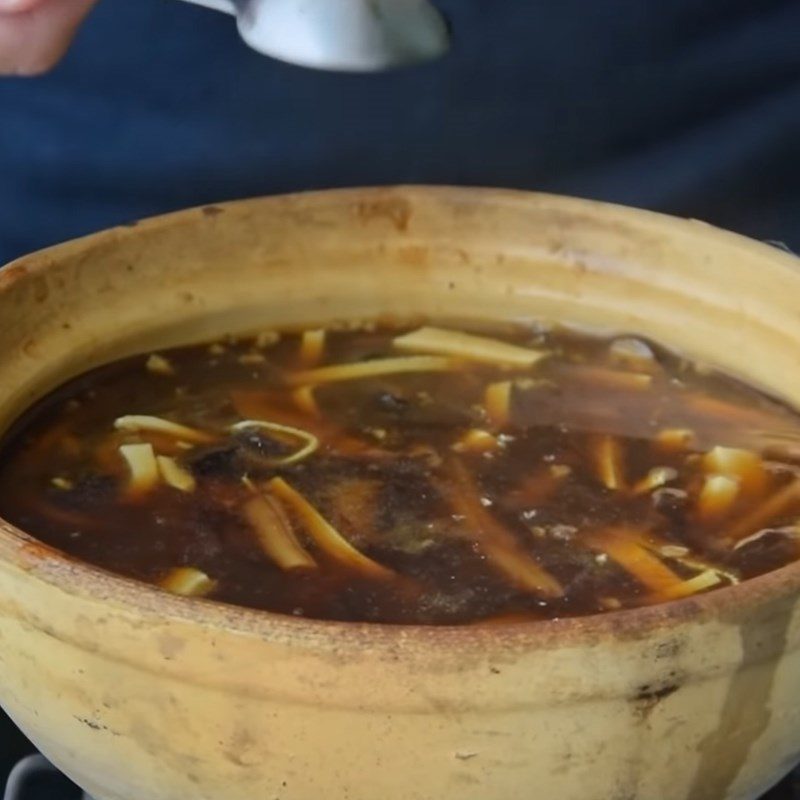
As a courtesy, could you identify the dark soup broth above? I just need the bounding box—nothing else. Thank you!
[1,322,800,625]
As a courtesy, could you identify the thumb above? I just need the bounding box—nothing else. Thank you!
[0,0,98,76]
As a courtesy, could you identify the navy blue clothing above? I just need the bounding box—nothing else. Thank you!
[0,0,799,265]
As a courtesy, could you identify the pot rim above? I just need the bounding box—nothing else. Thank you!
[2,184,800,652]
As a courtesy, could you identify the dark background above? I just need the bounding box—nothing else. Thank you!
[0,0,799,266]
[0,0,799,789]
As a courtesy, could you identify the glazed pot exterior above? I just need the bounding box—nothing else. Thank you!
[0,187,799,800]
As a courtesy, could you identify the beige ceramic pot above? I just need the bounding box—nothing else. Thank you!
[0,187,800,800]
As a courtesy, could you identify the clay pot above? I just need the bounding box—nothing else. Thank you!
[0,187,799,800]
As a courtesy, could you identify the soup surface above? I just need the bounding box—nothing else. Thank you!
[1,322,800,624]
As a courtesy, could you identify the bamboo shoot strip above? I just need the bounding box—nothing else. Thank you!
[393,326,548,367]
[584,528,685,594]
[445,459,563,598]
[268,477,394,580]
[299,329,326,366]
[632,467,678,496]
[647,569,722,603]
[702,446,767,497]
[242,494,317,571]
[697,475,740,524]
[114,415,215,444]
[590,434,626,491]
[452,429,501,454]
[556,364,653,390]
[483,381,513,428]
[722,480,800,543]
[291,385,320,417]
[160,567,216,597]
[287,356,459,386]
[119,443,160,495]
[156,455,196,493]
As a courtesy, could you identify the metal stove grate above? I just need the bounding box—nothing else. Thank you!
[4,752,800,799]
[3,755,87,800]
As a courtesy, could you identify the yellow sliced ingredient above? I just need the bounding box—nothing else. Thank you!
[591,434,626,491]
[156,455,196,493]
[658,544,690,558]
[287,355,459,386]
[584,527,684,594]
[299,329,326,366]
[119,443,160,494]
[145,354,174,376]
[446,459,563,598]
[114,415,215,444]
[160,567,216,597]
[483,381,513,428]
[632,466,677,496]
[291,385,320,417]
[723,480,800,543]
[671,554,740,586]
[561,364,653,390]
[242,494,317,571]
[655,428,696,453]
[702,446,767,497]
[697,474,740,523]
[393,326,548,368]
[268,477,393,580]
[649,569,722,602]
[452,428,501,454]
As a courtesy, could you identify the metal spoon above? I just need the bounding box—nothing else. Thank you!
[179,0,450,72]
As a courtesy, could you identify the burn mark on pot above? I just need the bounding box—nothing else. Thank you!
[687,600,793,800]
[222,726,263,768]
[356,197,412,233]
[19,540,61,563]
[120,219,139,228]
[202,206,224,217]
[632,678,681,720]
[635,683,680,704]
[73,715,120,736]
[654,637,684,661]
[0,264,29,290]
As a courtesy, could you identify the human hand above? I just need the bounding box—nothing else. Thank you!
[0,0,97,76]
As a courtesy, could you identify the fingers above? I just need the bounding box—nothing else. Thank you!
[0,0,98,76]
